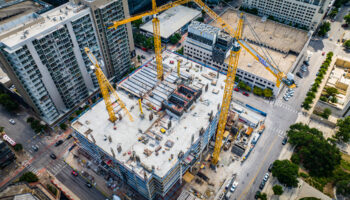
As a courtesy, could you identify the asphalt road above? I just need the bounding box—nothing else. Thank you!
[56,166,106,200]
[0,105,36,145]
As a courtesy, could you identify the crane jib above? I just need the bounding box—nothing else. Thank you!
[257,55,279,74]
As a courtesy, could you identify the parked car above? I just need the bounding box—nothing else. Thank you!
[263,173,270,182]
[234,88,239,92]
[55,140,64,147]
[141,55,146,59]
[230,181,238,192]
[86,182,92,188]
[303,60,309,66]
[71,170,78,177]
[255,191,261,199]
[176,43,182,47]
[259,181,266,190]
[322,52,325,56]
[243,92,249,96]
[342,24,349,28]
[296,72,303,78]
[268,163,273,172]
[9,119,15,125]
[50,153,57,160]
[282,137,288,145]
[31,145,39,152]
[66,134,72,140]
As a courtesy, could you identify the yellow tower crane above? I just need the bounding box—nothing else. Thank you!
[151,0,163,81]
[108,0,295,165]
[84,47,134,123]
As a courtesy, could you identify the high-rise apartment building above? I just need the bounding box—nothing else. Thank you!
[242,0,332,30]
[0,0,134,125]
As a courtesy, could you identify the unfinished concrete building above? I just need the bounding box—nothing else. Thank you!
[72,51,227,200]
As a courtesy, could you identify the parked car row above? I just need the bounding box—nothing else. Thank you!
[283,88,294,101]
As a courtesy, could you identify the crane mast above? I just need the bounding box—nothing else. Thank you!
[212,15,243,165]
[84,47,134,123]
[151,0,163,80]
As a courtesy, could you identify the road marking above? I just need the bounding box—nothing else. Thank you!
[0,129,72,187]
[238,136,279,200]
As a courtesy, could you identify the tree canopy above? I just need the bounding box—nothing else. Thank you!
[335,116,350,143]
[318,22,331,36]
[336,179,350,197]
[0,93,18,111]
[287,123,341,177]
[19,172,39,183]
[272,185,283,195]
[271,160,299,187]
[344,40,350,49]
[344,13,350,25]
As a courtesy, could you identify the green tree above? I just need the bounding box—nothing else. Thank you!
[336,179,350,197]
[263,88,273,98]
[137,55,141,63]
[344,40,350,49]
[321,108,332,119]
[60,123,67,131]
[253,86,263,96]
[271,160,299,187]
[318,22,331,37]
[169,34,180,44]
[131,18,143,29]
[335,116,350,143]
[46,184,58,196]
[258,193,267,200]
[19,172,39,183]
[329,8,338,18]
[13,143,23,151]
[0,126,4,133]
[26,117,34,123]
[238,81,247,89]
[325,87,338,98]
[196,17,204,22]
[287,123,341,177]
[272,185,283,195]
[176,47,184,55]
[344,13,350,25]
[0,93,18,111]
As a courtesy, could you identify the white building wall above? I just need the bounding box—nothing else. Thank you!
[184,40,279,95]
[242,0,332,30]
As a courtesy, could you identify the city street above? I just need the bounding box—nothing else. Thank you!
[55,166,106,200]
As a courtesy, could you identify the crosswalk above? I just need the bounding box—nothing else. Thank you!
[26,141,44,154]
[27,165,39,176]
[274,100,299,114]
[270,128,287,138]
[47,160,68,176]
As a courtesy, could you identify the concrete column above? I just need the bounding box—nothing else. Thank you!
[66,21,95,92]
[26,42,66,112]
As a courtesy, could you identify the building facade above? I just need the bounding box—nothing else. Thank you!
[0,140,15,169]
[183,21,278,95]
[242,0,332,30]
[0,0,134,125]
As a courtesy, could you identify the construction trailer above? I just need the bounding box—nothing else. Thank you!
[72,51,225,200]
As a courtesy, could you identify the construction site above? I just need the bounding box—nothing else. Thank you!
[209,9,311,85]
[71,50,267,199]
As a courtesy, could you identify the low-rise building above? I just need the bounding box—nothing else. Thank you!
[242,0,332,30]
[140,5,201,43]
[0,140,15,169]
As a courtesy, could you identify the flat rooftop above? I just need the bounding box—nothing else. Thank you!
[140,5,201,39]
[225,42,297,82]
[0,2,86,49]
[72,51,226,179]
[212,9,309,53]
[0,1,43,25]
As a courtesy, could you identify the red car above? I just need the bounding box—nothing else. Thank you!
[234,88,239,92]
[243,92,249,96]
[71,170,78,177]
[322,52,325,56]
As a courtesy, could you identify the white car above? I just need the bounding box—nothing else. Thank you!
[230,181,238,192]
[263,173,270,182]
[9,119,15,125]
[283,96,289,101]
